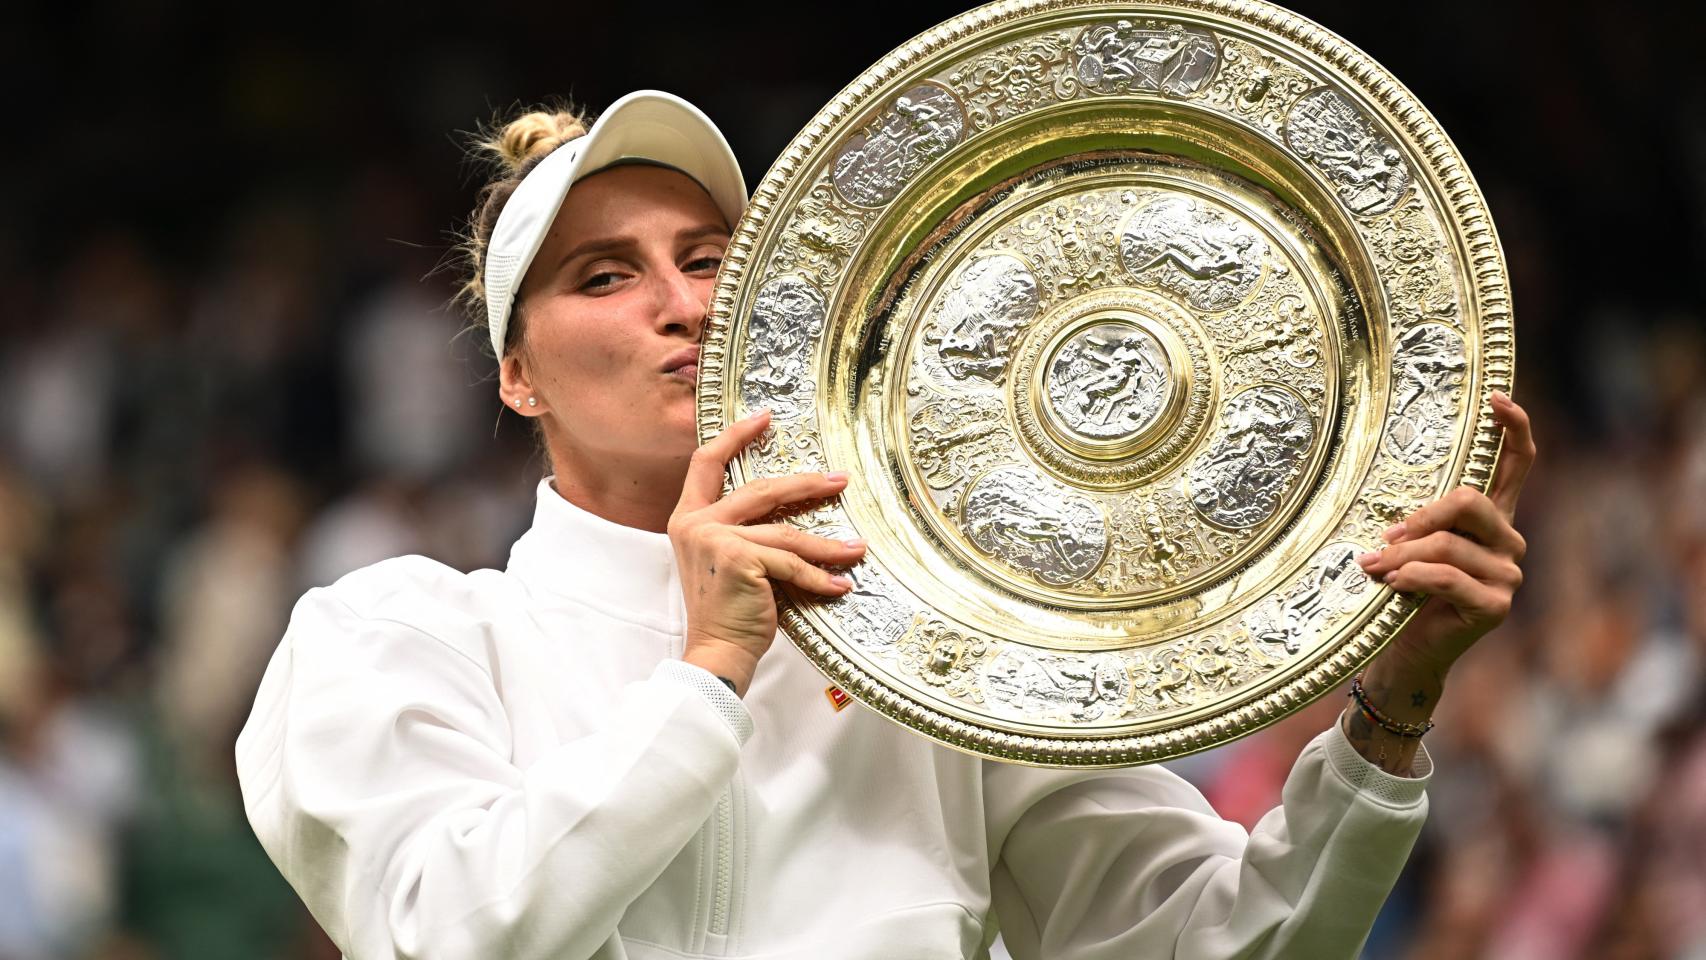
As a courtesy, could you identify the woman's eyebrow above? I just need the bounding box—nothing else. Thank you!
[554,236,637,273]
[554,224,729,274]
[678,224,732,245]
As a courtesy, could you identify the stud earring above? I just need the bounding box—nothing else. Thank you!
[527,397,538,408]
[512,398,522,408]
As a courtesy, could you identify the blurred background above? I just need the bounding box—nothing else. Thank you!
[1,0,1701,957]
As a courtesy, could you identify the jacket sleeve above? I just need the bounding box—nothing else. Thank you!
[983,725,1430,959]
[234,583,751,960]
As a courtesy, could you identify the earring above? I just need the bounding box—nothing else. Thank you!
[512,398,522,408]
[527,397,538,408]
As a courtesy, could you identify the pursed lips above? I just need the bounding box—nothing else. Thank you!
[663,346,700,381]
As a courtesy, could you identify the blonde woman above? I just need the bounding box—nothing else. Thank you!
[236,90,1535,959]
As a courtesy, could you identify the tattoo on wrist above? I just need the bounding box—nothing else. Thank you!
[1347,705,1374,741]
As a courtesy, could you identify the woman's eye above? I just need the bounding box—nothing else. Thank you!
[582,272,621,291]
[687,256,723,273]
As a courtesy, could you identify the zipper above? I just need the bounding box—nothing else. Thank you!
[708,786,734,936]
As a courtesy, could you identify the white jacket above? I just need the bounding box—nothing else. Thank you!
[235,480,1432,960]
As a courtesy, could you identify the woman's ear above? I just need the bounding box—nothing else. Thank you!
[498,351,547,415]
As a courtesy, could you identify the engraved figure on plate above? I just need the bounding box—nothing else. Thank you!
[898,620,987,700]
[771,180,869,288]
[1120,195,1267,311]
[926,253,1041,383]
[747,422,829,476]
[1285,88,1411,215]
[1367,197,1457,328]
[1203,39,1318,132]
[1141,631,1261,707]
[1046,321,1171,440]
[1385,323,1467,466]
[908,395,1007,489]
[832,84,966,208]
[1028,202,1118,299]
[806,523,914,651]
[1245,542,1374,655]
[1090,494,1219,592]
[1139,500,1187,581]
[740,276,827,420]
[1073,20,1221,97]
[983,648,1134,722]
[946,31,1080,131]
[961,465,1107,586]
[1226,295,1320,369]
[1188,386,1315,528]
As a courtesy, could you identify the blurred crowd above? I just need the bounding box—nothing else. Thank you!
[0,200,547,957]
[2,1,1703,958]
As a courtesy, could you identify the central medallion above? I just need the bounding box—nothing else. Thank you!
[1039,314,1181,459]
[1009,287,1213,492]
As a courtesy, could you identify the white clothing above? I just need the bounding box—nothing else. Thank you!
[235,480,1432,959]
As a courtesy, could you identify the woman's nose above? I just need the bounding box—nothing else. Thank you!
[654,267,708,337]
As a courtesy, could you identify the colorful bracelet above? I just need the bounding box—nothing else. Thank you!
[1347,674,1434,738]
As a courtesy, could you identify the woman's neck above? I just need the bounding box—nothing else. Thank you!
[546,449,690,534]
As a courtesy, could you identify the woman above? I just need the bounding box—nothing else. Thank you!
[236,90,1535,959]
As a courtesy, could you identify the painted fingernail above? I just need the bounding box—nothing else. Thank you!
[1382,522,1406,543]
[1356,551,1379,566]
[824,471,850,482]
[830,575,855,589]
[843,538,867,549]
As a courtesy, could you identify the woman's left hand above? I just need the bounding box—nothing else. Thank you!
[1356,391,1536,681]
[1341,392,1535,773]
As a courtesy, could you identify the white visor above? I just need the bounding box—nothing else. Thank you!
[482,90,746,357]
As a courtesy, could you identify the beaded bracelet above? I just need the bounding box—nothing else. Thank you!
[1347,674,1434,738]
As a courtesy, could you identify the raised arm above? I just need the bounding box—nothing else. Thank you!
[1349,390,1535,773]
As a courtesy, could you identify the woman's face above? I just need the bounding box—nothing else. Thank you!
[502,164,730,469]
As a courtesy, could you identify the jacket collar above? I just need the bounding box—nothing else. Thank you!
[506,478,686,635]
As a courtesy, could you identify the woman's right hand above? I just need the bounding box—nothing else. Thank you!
[669,409,867,696]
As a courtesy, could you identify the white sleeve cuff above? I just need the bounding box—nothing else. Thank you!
[654,659,754,745]
[1323,721,1434,808]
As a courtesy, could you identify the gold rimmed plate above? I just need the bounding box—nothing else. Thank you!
[699,0,1513,766]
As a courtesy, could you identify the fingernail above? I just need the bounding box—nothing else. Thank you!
[1490,390,1509,404]
[743,408,770,422]
[1383,570,1398,584]
[1382,522,1406,543]
[843,538,867,549]
[830,575,854,589]
[1356,551,1379,566]
[824,471,849,482]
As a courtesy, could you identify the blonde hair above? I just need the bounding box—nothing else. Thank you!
[455,101,594,357]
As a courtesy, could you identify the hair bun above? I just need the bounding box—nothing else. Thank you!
[490,111,590,175]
